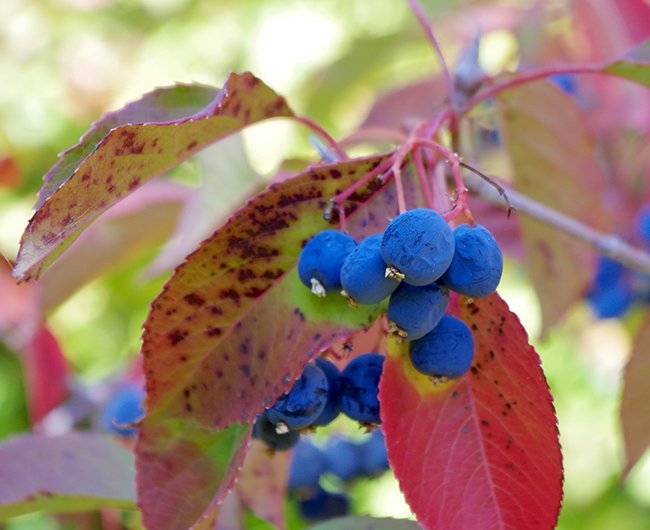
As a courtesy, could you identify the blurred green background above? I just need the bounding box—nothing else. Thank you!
[1,0,650,528]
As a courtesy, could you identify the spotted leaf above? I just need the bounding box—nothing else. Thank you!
[15,72,294,282]
[380,294,562,530]
[138,153,422,529]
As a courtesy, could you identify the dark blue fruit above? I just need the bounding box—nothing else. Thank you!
[253,412,300,451]
[635,204,650,247]
[409,315,475,379]
[298,230,357,296]
[587,256,635,319]
[323,437,363,482]
[550,74,577,95]
[289,438,326,493]
[101,384,145,437]
[338,353,385,424]
[267,363,328,431]
[440,224,503,298]
[312,358,341,427]
[360,430,390,476]
[340,234,400,304]
[387,282,449,340]
[299,487,350,521]
[381,209,455,286]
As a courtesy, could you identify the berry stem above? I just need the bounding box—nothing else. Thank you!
[405,0,457,112]
[333,156,396,230]
[412,138,472,221]
[462,162,650,275]
[294,116,349,160]
[413,147,434,209]
[461,64,603,114]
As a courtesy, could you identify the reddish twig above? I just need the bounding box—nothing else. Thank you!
[294,116,349,160]
[405,0,457,111]
[462,65,604,113]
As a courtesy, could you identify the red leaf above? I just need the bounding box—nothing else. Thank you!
[0,157,22,190]
[237,440,290,530]
[15,72,294,282]
[621,310,650,477]
[21,326,69,423]
[380,294,562,530]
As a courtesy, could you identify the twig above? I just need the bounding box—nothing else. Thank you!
[462,167,650,275]
[294,116,348,160]
[406,0,457,111]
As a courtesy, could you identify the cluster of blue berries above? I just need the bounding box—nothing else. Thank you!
[289,430,390,521]
[298,208,503,381]
[588,205,650,319]
[253,353,385,451]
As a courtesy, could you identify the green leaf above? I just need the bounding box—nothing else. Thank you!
[15,72,294,282]
[0,433,136,520]
[136,417,250,530]
[605,60,650,88]
[496,81,606,333]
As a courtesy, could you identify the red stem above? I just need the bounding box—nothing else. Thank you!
[462,64,604,113]
[413,147,434,209]
[294,116,349,160]
[406,0,457,112]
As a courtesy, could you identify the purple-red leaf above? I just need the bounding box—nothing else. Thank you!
[15,72,294,282]
[621,310,650,477]
[380,294,562,530]
[496,81,606,333]
[0,433,135,519]
[136,419,249,530]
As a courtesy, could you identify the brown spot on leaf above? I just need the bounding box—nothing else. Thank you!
[167,329,188,345]
[184,293,206,306]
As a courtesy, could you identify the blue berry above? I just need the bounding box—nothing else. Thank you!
[409,315,475,379]
[101,384,145,437]
[338,353,384,424]
[312,359,341,427]
[387,282,449,340]
[340,234,400,304]
[381,209,455,286]
[299,487,350,521]
[298,230,357,296]
[587,256,635,319]
[550,74,577,95]
[253,412,300,451]
[323,437,363,482]
[635,204,650,246]
[360,430,390,476]
[289,438,326,493]
[440,224,503,298]
[267,363,328,431]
